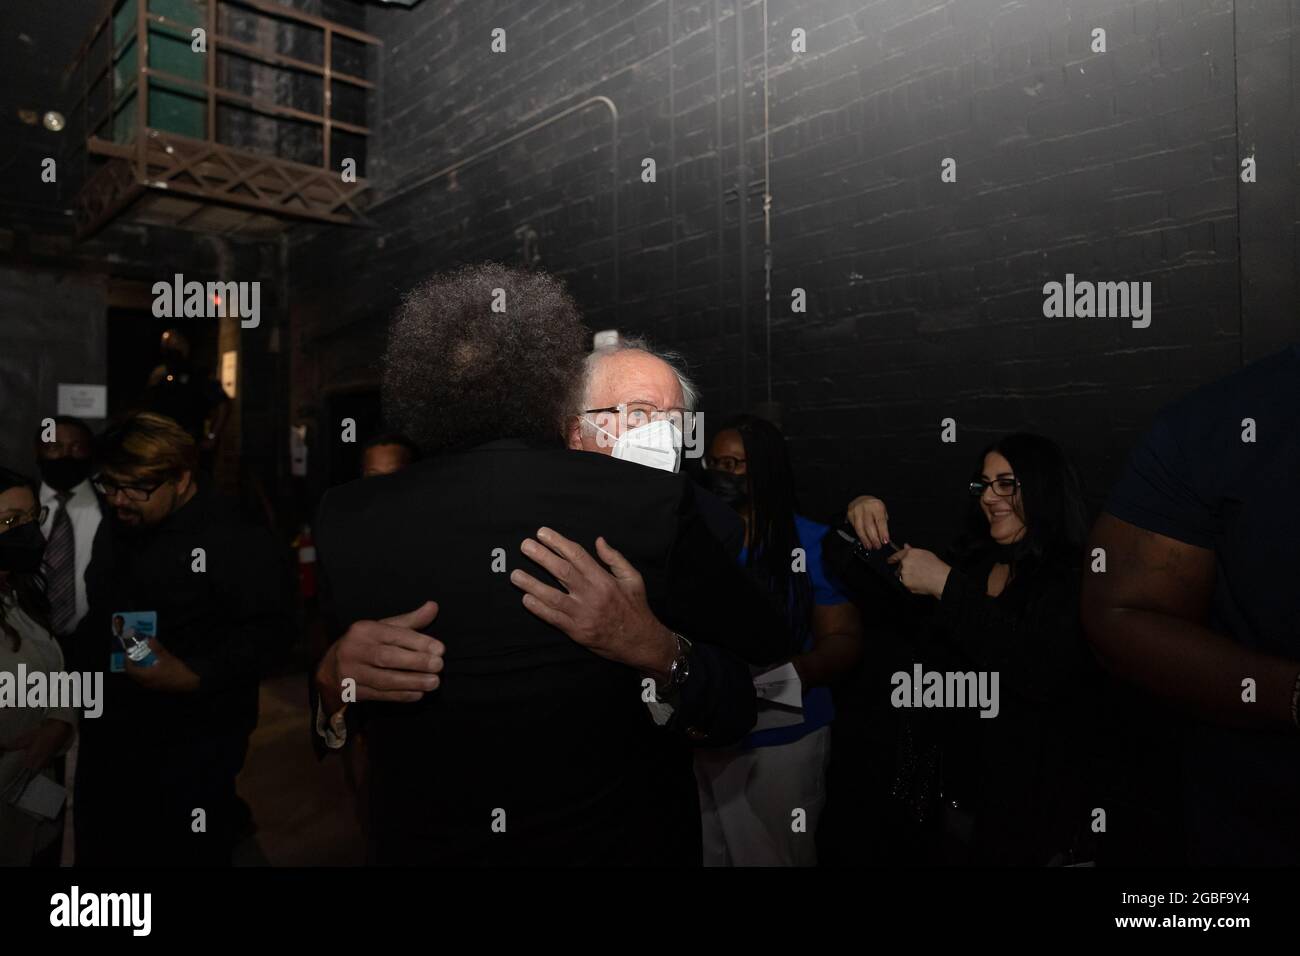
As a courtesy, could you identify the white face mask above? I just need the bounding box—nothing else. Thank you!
[587,417,683,473]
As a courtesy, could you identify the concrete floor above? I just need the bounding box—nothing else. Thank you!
[235,672,367,866]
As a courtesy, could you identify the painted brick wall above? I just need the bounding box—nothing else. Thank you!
[289,0,1298,541]
[0,266,108,475]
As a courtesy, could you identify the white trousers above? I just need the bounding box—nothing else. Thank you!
[694,725,831,867]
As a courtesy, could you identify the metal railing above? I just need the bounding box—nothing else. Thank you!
[66,0,381,181]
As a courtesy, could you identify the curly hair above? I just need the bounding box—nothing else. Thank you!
[382,264,589,454]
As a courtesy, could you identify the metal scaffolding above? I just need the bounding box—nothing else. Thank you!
[66,0,381,238]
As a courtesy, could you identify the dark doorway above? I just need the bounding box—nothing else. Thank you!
[106,308,222,422]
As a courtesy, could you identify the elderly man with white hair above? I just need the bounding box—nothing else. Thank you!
[510,333,774,721]
[562,336,744,555]
[314,273,793,864]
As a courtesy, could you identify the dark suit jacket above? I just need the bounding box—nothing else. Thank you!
[688,480,746,559]
[313,438,791,865]
[70,484,291,865]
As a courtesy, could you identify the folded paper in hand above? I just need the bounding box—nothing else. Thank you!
[0,751,68,820]
[752,662,804,731]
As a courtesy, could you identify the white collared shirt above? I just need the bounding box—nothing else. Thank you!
[39,478,102,632]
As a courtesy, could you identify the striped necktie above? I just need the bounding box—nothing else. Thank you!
[43,491,77,636]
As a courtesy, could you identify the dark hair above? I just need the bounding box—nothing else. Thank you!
[32,415,94,448]
[0,466,51,650]
[383,264,588,454]
[716,414,814,645]
[362,431,422,461]
[96,412,198,483]
[950,432,1088,574]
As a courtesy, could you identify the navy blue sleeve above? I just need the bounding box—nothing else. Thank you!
[1105,415,1219,549]
[797,516,849,606]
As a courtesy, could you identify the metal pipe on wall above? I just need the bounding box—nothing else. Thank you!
[713,0,726,394]
[762,0,771,406]
[735,0,748,410]
[668,0,677,318]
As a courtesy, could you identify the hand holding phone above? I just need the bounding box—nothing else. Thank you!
[831,525,907,592]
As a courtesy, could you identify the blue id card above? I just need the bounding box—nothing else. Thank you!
[110,610,157,672]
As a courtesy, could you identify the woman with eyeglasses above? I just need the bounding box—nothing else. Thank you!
[696,414,864,866]
[846,432,1097,865]
[0,466,77,865]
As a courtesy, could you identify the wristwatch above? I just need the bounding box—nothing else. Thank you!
[660,632,692,697]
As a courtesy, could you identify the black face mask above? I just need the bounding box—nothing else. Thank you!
[0,521,46,573]
[38,457,92,493]
[704,469,749,508]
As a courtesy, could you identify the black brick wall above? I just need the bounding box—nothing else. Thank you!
[289,0,1299,543]
[0,266,107,475]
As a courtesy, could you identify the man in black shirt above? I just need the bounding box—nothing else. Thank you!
[1082,345,1300,864]
[71,413,290,865]
[312,265,788,864]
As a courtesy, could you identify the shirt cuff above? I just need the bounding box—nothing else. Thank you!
[314,697,348,750]
[645,697,675,726]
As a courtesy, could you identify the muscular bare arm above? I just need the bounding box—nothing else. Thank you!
[1081,513,1300,730]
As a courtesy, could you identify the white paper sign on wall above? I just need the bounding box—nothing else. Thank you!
[221,350,238,399]
[290,424,308,477]
[57,383,107,419]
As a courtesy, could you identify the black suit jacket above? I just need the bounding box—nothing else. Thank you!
[688,480,746,559]
[72,483,290,740]
[313,438,791,865]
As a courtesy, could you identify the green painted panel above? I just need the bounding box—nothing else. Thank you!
[111,0,137,142]
[110,0,208,141]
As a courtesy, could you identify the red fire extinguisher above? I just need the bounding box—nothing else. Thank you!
[294,524,317,600]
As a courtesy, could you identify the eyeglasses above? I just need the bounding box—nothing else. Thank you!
[93,476,164,502]
[583,403,694,432]
[705,455,746,473]
[969,478,1020,497]
[0,506,48,530]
